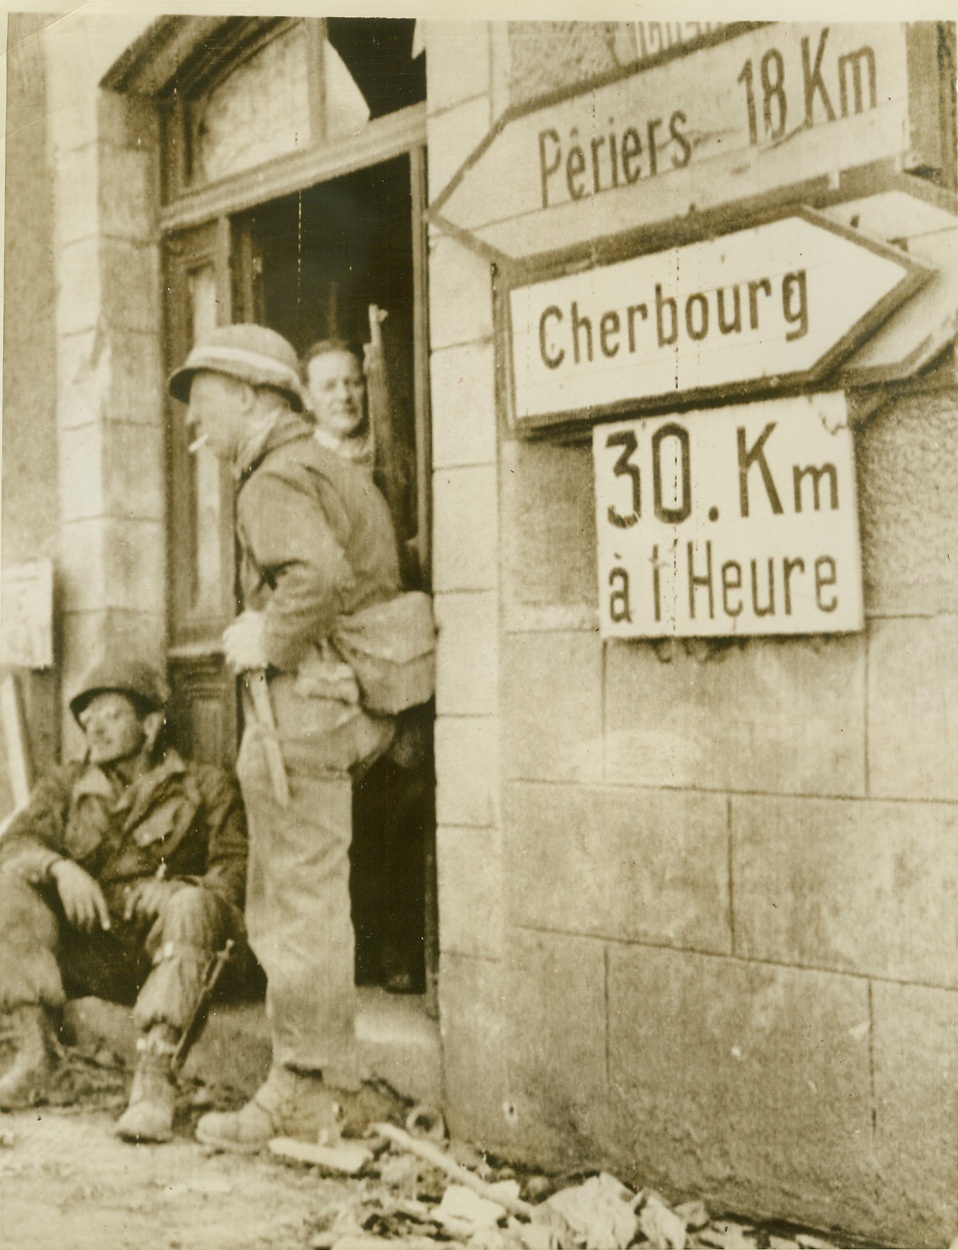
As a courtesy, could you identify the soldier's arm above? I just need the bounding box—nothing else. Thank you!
[0,765,77,883]
[239,469,354,671]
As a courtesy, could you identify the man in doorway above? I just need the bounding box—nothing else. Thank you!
[0,658,247,1143]
[303,337,429,996]
[304,337,376,469]
[169,323,404,1152]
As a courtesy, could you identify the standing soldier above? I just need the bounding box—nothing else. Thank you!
[0,658,247,1143]
[168,324,408,1152]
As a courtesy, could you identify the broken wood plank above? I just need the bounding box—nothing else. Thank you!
[269,1137,373,1174]
[371,1123,537,1220]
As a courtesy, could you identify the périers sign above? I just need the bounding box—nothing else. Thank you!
[508,210,925,431]
[431,23,941,263]
[593,394,862,639]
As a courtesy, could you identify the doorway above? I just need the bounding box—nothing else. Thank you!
[238,158,414,354]
[231,159,435,999]
[160,17,434,1005]
[234,156,421,573]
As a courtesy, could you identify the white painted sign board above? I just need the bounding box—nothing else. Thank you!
[593,394,863,639]
[630,22,725,66]
[1,559,53,668]
[432,23,942,262]
[508,210,926,431]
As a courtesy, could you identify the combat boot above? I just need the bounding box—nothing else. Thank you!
[115,1024,178,1143]
[0,1004,57,1109]
[195,1064,339,1154]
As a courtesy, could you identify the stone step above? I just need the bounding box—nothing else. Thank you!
[64,987,441,1107]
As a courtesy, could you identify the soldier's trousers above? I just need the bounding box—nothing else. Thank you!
[0,869,241,1033]
[237,677,393,1086]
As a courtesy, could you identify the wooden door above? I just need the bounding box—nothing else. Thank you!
[164,219,239,768]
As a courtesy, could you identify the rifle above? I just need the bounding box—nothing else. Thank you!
[170,938,235,1077]
[366,304,418,584]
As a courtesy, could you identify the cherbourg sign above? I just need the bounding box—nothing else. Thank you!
[507,210,927,431]
[593,394,863,639]
[430,23,942,264]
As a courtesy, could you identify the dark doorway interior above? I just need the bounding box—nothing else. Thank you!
[233,159,434,996]
[244,156,413,356]
[238,155,419,557]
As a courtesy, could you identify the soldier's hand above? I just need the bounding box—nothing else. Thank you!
[50,860,111,932]
[123,879,181,923]
[222,611,268,672]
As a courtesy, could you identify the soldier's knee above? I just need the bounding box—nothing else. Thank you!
[162,883,216,921]
[0,864,37,896]
[157,884,229,946]
[0,867,57,940]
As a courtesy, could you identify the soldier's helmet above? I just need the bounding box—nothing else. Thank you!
[69,658,170,724]
[168,323,305,412]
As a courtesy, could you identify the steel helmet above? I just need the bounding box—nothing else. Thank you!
[69,658,170,723]
[168,323,305,411]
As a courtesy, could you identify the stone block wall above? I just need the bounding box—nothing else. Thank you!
[425,20,958,1248]
[1,15,62,796]
[40,12,165,756]
[425,19,510,1150]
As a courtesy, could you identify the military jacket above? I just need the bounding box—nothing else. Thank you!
[236,413,401,673]
[0,750,247,909]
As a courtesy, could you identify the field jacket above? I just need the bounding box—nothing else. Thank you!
[0,750,248,910]
[236,413,401,674]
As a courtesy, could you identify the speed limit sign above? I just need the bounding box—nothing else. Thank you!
[592,393,863,639]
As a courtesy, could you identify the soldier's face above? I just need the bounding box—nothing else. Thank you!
[306,351,366,441]
[186,372,249,461]
[78,693,147,766]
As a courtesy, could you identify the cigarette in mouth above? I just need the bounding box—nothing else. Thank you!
[188,433,209,453]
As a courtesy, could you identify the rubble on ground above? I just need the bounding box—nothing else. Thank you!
[265,1102,844,1250]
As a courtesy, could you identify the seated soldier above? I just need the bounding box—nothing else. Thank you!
[0,657,248,1144]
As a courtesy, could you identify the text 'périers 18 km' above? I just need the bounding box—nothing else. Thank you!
[431,24,930,263]
[536,28,879,210]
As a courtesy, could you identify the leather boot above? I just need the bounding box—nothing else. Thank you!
[0,1004,57,1109]
[115,1024,178,1143]
[195,1064,339,1153]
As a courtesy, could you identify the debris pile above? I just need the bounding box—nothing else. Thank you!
[42,1041,128,1112]
[265,1105,841,1250]
[0,1025,129,1113]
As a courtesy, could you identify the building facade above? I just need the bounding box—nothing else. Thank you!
[2,15,957,1247]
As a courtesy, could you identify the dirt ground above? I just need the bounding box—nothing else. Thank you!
[0,1041,408,1250]
[0,1046,856,1250]
[0,1097,854,1250]
[0,1082,366,1250]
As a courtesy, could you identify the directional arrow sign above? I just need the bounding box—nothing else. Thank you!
[824,179,958,388]
[505,209,929,433]
[431,23,943,264]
